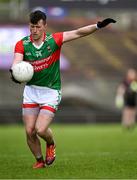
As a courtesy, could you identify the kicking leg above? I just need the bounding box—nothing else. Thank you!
[35,108,56,165]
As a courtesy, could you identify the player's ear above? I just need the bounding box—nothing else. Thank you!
[44,23,47,29]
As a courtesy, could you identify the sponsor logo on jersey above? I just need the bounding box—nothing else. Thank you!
[29,56,51,72]
[25,52,32,56]
[25,48,60,72]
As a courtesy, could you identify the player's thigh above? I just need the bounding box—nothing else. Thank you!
[23,113,38,135]
[35,113,53,133]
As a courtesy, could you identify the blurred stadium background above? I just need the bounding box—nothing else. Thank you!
[0,0,137,124]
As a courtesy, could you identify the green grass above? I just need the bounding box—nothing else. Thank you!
[0,124,137,179]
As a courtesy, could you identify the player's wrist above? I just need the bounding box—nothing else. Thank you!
[96,24,100,29]
[9,69,21,84]
[96,18,116,29]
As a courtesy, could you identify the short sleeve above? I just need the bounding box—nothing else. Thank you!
[52,32,63,47]
[14,40,24,54]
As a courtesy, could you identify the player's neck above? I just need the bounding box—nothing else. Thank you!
[33,39,43,46]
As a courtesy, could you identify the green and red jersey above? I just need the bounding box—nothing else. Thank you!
[14,32,63,90]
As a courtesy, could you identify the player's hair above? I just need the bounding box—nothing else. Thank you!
[29,10,47,24]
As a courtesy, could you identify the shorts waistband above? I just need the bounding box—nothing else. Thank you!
[26,85,57,90]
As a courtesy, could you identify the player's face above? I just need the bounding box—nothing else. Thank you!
[29,19,46,41]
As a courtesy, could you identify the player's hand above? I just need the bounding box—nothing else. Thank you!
[115,94,124,109]
[9,69,21,84]
[130,81,137,92]
[97,18,116,28]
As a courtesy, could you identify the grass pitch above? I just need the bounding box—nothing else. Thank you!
[0,124,137,179]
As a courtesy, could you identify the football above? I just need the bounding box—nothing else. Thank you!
[12,61,34,82]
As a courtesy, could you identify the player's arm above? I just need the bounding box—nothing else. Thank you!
[11,40,24,67]
[63,18,116,43]
[10,40,24,83]
[63,24,97,43]
[12,53,23,67]
[115,84,125,109]
[10,53,23,84]
[117,84,126,95]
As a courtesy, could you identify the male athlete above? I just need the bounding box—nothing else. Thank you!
[10,10,116,169]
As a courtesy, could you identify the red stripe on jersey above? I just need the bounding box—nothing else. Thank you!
[40,106,56,113]
[52,32,63,47]
[14,40,24,54]
[26,48,61,72]
[22,104,39,108]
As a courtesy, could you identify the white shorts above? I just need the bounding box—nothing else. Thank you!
[23,85,62,114]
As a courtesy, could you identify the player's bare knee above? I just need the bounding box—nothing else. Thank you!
[26,127,36,138]
[36,126,47,137]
